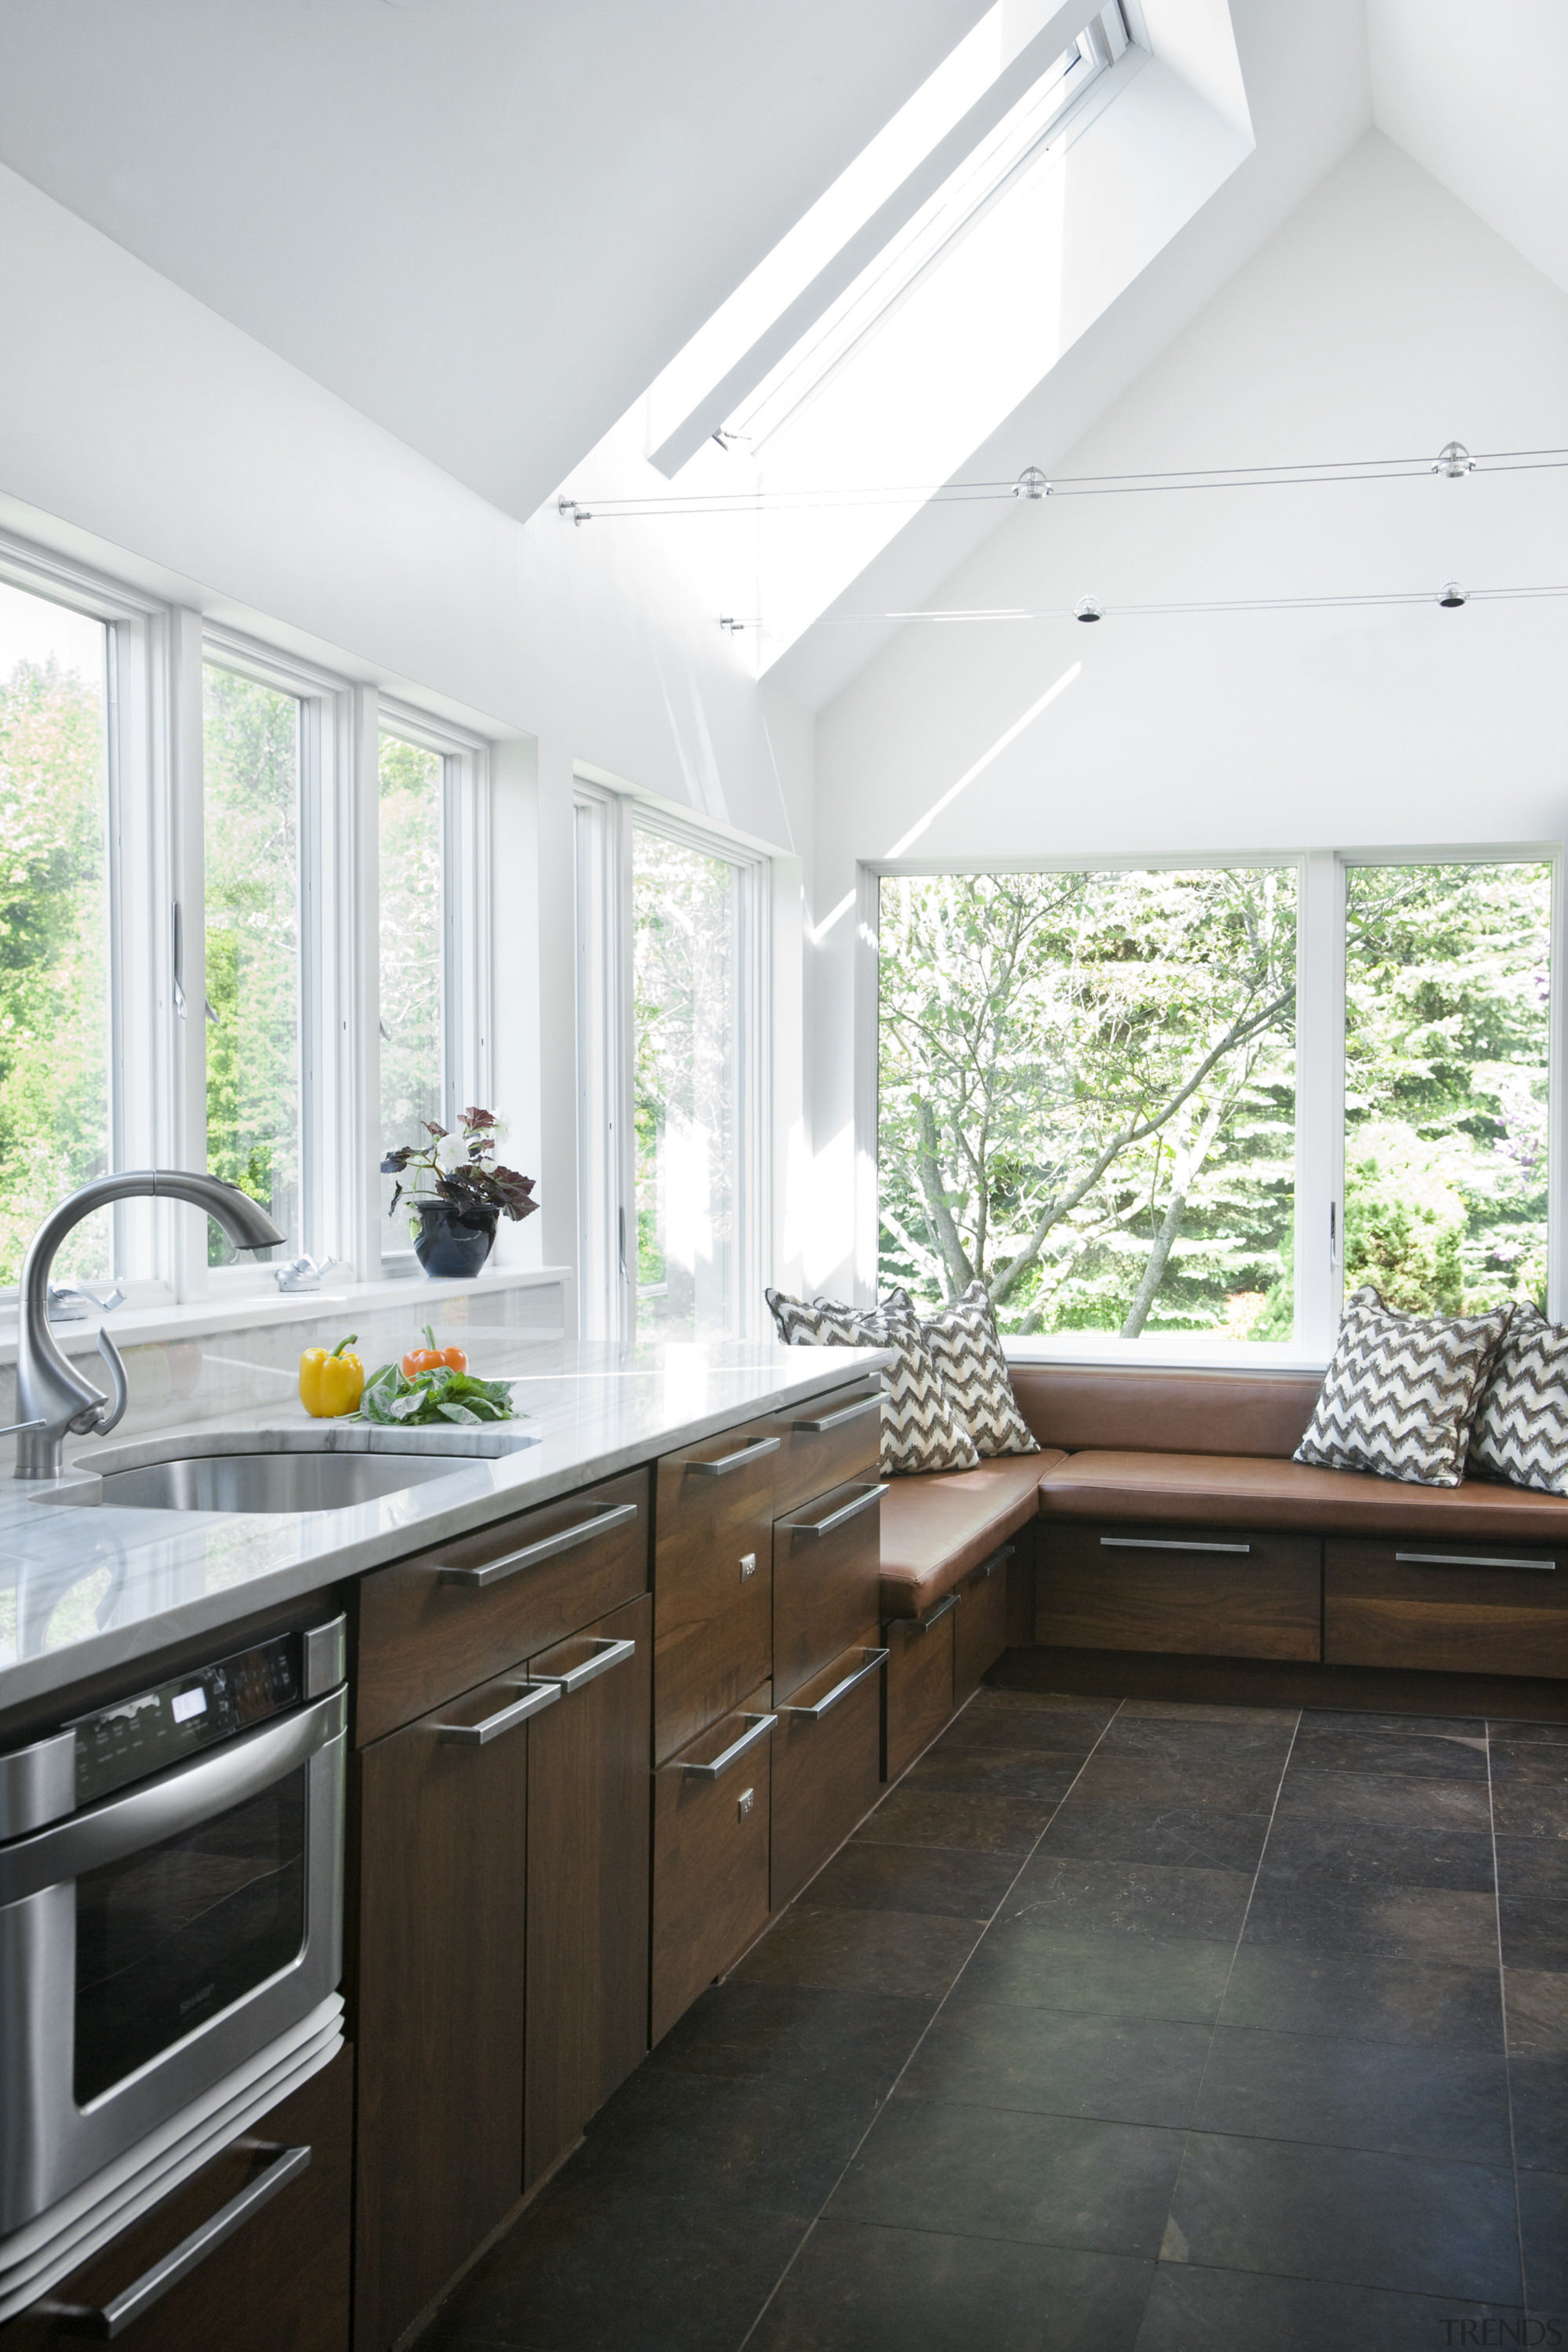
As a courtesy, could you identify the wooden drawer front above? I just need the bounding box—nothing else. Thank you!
[772,1477,884,1702]
[353,1669,530,2351]
[354,1466,649,1744]
[654,1424,777,1763]
[766,1381,883,1520]
[954,1546,1012,1705]
[524,1594,652,2192]
[883,1600,957,1782]
[1036,1524,1322,1662]
[651,1681,773,2045]
[1325,1538,1568,1676]
[0,2049,353,2352]
[771,1646,885,1912]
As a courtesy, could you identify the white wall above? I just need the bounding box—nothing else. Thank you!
[808,130,1568,1297]
[0,162,814,1300]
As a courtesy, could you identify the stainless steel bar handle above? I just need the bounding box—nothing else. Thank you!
[902,1589,960,1635]
[778,1482,888,1537]
[679,1436,782,1477]
[1394,1550,1556,1573]
[780,1648,889,1721]
[39,2142,311,2337]
[436,1501,638,1587]
[533,1636,638,1696]
[436,1680,560,1746]
[969,1543,1015,1582]
[0,1690,347,1910]
[1099,1537,1252,1556]
[790,1392,881,1434]
[675,1711,777,1779]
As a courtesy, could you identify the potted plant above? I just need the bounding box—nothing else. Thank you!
[381,1107,538,1278]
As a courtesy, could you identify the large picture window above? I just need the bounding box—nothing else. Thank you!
[876,854,1555,1355]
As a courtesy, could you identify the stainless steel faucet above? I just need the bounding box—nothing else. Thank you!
[13,1171,285,1479]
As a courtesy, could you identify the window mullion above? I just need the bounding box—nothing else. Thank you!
[169,606,209,1303]
[1294,850,1344,1362]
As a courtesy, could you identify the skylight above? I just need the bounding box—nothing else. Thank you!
[645,2,1133,478]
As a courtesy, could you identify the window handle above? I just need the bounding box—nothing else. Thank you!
[172,900,185,1020]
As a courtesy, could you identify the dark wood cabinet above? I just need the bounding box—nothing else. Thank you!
[1325,1537,1568,1675]
[765,1381,883,1518]
[653,1426,777,1762]
[1036,1524,1322,1660]
[883,1599,957,1781]
[0,2050,352,2352]
[524,1594,652,2191]
[352,1666,535,2352]
[771,1646,884,1911]
[651,1682,774,2043]
[772,1478,883,1703]
[954,1547,1011,1703]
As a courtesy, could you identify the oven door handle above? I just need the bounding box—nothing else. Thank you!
[0,1688,346,1910]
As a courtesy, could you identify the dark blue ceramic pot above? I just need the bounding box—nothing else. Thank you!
[411,1195,497,1278]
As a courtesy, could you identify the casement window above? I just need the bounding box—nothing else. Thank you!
[873,851,1560,1360]
[574,785,769,1343]
[0,532,496,1304]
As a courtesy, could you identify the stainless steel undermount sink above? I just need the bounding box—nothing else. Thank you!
[32,1422,540,1514]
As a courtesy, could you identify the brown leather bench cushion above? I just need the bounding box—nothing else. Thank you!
[1009,1364,1322,1458]
[880,1453,1062,1618]
[1038,1449,1568,1545]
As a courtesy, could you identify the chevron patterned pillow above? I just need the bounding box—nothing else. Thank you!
[883,1283,1040,1458]
[1468,1302,1568,1493]
[763,1288,980,1474]
[1295,1285,1515,1488]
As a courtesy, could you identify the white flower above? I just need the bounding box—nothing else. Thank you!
[434,1133,468,1173]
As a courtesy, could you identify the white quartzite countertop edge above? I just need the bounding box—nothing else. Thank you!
[0,1340,890,1719]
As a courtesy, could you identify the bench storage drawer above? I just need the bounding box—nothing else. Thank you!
[654,1424,777,1763]
[1036,1524,1321,1660]
[1325,1537,1568,1676]
[883,1596,957,1781]
[954,1545,1012,1703]
[771,1645,885,1911]
[651,1683,774,2043]
[353,1468,649,1744]
[766,1381,883,1520]
[772,1477,884,1700]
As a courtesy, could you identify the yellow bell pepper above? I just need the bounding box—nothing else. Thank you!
[300,1334,364,1419]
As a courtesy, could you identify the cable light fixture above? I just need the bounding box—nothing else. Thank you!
[711,581,1568,633]
[556,441,1567,524]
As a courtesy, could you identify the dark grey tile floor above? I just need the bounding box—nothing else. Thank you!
[420,1688,1568,2352]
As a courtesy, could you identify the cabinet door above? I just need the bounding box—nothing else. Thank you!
[953,1548,1012,1704]
[771,1646,884,1912]
[0,2049,352,2352]
[651,1683,773,2045]
[772,1479,883,1703]
[654,1425,777,1762]
[524,1594,652,2191]
[353,1668,539,2352]
[1325,1537,1568,1675]
[765,1381,883,1519]
[883,1600,957,1782]
[1036,1524,1321,1660]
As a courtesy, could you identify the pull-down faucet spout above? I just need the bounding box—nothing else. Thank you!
[13,1172,285,1479]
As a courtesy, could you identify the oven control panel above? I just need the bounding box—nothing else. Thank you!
[66,1632,303,1804]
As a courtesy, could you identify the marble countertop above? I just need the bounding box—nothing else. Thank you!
[0,1338,889,1719]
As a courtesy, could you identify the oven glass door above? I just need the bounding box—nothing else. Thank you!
[73,1764,308,2106]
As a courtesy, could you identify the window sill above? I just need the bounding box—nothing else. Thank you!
[1003,1335,1329,1377]
[0,1264,572,1368]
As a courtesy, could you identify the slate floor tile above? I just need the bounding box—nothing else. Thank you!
[1133,2264,1523,2352]
[421,2183,805,2352]
[1166,2132,1523,2302]
[1491,1784,1568,1839]
[951,1923,1235,2024]
[1219,1945,1504,2051]
[1242,1879,1499,1969]
[853,1787,1055,1855]
[747,2218,1152,2352]
[1039,1800,1274,1872]
[1488,1719,1568,1745]
[1509,2054,1568,2171]
[1259,1817,1498,1894]
[1288,1722,1490,1779]
[1004,1854,1254,1944]
[895,2001,1212,2128]
[1506,1969,1568,2052]
[826,2097,1186,2258]
[1276,1770,1493,1833]
[903,1748,1085,1804]
[1069,1753,1284,1815]
[939,1703,1117,1755]
[1500,1892,1568,1971]
[1096,1718,1296,1768]
[1303,1708,1488,1740]
[644,1982,932,2094]
[1193,2026,1513,2163]
[1120,1698,1297,1726]
[733,1905,984,2002]
[576,2064,881,2213]
[1494,1834,1568,1896]
[1490,1741,1568,1785]
[804,1839,1017,1920]
[1518,2169,1568,2313]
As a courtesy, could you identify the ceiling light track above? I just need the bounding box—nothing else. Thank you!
[712,582,1568,633]
[556,442,1568,524]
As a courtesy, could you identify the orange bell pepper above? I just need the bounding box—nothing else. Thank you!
[401,1323,467,1379]
[300,1334,364,1418]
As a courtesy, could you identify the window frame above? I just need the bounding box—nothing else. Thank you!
[864,841,1564,1366]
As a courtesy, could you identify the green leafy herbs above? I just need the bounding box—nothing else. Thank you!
[357,1361,518,1427]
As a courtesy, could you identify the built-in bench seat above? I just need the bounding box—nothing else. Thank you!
[1036,1448,1568,1544]
[878,1452,1063,1617]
